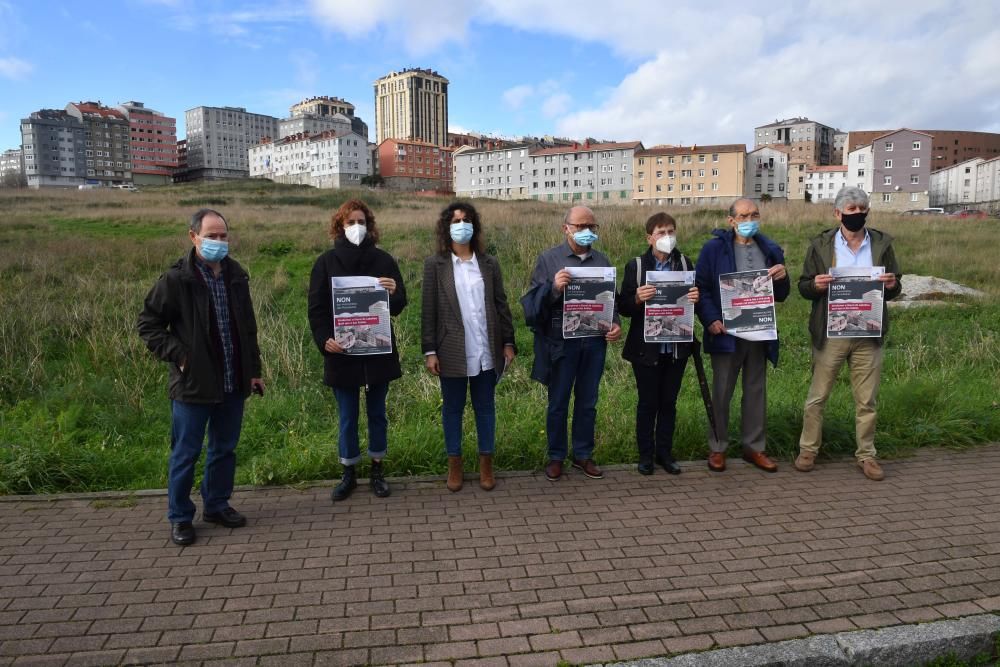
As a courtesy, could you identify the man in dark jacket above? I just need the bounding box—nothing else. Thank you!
[137,209,264,546]
[695,198,789,473]
[795,186,902,481]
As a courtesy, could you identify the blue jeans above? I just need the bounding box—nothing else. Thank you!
[439,370,497,457]
[168,393,245,523]
[546,336,607,461]
[333,383,389,465]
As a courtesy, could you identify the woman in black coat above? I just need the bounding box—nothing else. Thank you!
[308,199,407,501]
[618,212,699,476]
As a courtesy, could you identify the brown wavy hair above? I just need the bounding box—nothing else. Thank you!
[329,199,380,244]
[436,202,485,256]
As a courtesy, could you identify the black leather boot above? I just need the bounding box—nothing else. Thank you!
[369,460,391,498]
[331,465,357,502]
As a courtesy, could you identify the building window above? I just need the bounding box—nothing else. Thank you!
[698,155,705,163]
[638,185,645,193]
[911,175,919,184]
[755,184,762,192]
[910,193,920,202]
[859,154,866,163]
[857,169,865,177]
[884,142,893,151]
[712,154,719,162]
[778,183,784,191]
[912,141,921,150]
[911,158,920,167]
[656,170,662,179]
[882,193,892,202]
[712,168,719,176]
[698,169,705,177]
[884,159,893,168]
[655,185,661,192]
[711,183,718,191]
[884,176,892,185]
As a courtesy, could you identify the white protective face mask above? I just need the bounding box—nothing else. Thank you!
[345,223,367,246]
[655,234,676,255]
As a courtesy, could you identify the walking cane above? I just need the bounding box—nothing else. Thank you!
[690,338,724,447]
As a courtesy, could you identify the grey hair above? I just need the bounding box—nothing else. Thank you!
[834,186,870,210]
[728,198,757,217]
[190,208,229,233]
[563,205,595,225]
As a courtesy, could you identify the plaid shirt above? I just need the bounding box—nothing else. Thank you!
[196,261,236,393]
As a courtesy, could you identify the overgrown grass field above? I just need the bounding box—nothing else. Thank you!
[1,182,997,494]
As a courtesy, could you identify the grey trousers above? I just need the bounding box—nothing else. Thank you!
[709,338,767,453]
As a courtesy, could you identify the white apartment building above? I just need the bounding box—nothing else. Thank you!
[975,157,1000,209]
[929,158,984,207]
[248,130,371,189]
[183,106,279,180]
[744,146,789,199]
[529,141,642,205]
[453,143,532,199]
[847,145,874,194]
[804,166,849,202]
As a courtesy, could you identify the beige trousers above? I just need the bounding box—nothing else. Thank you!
[799,338,882,461]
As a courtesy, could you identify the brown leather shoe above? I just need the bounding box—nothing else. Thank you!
[708,452,726,472]
[743,450,778,472]
[794,451,816,472]
[479,454,495,491]
[544,459,562,481]
[859,458,885,481]
[571,458,603,479]
[446,456,463,492]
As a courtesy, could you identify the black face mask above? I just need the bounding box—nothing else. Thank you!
[841,211,868,232]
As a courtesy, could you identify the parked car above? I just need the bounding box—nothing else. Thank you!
[948,209,987,219]
[903,208,944,216]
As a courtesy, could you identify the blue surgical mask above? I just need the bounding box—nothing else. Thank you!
[449,221,474,245]
[736,221,759,238]
[199,238,229,262]
[572,229,599,247]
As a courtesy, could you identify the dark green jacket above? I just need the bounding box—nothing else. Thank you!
[798,227,903,350]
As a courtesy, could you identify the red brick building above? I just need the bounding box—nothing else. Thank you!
[117,101,178,185]
[377,138,453,192]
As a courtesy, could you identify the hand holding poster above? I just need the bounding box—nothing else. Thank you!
[718,269,777,341]
[563,266,616,339]
[644,271,695,343]
[331,276,392,355]
[827,266,884,338]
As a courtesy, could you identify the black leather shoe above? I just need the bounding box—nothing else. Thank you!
[171,522,195,546]
[656,457,682,475]
[203,507,246,528]
[637,461,654,476]
[370,461,391,498]
[332,465,357,502]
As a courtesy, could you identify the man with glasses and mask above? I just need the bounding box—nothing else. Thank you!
[695,198,789,473]
[795,187,901,480]
[529,206,622,482]
[138,209,265,546]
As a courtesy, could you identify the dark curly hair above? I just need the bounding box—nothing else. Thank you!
[329,199,380,244]
[436,202,484,256]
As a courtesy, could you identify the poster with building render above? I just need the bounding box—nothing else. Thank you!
[827,266,884,338]
[643,271,695,343]
[331,276,392,355]
[718,269,777,340]
[562,266,616,339]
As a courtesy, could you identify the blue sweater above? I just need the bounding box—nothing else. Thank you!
[694,228,790,366]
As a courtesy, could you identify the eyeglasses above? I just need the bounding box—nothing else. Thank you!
[732,213,761,221]
[567,223,600,232]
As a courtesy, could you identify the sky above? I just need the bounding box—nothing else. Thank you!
[2,0,999,152]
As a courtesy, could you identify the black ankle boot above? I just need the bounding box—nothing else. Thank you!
[331,465,357,502]
[369,460,390,498]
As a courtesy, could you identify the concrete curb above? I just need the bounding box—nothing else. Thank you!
[604,614,1000,667]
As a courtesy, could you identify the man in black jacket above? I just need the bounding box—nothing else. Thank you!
[138,209,265,546]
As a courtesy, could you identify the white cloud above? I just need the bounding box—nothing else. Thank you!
[541,92,571,118]
[0,56,31,80]
[308,0,476,54]
[502,84,533,110]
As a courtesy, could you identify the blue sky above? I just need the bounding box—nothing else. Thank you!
[2,0,999,152]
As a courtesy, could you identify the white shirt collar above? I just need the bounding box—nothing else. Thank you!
[451,251,478,267]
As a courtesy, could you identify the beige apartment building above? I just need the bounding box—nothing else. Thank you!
[374,68,449,147]
[633,144,746,206]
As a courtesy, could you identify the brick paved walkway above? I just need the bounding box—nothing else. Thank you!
[1,446,999,666]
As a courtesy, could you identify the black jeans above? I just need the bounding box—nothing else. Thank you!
[631,354,688,464]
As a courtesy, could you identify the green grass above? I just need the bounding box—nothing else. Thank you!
[0,184,998,494]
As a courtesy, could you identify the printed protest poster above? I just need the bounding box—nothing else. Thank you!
[718,269,777,340]
[562,266,616,339]
[643,270,695,344]
[827,266,884,338]
[331,276,392,355]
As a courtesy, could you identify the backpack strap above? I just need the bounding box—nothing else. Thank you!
[635,256,642,286]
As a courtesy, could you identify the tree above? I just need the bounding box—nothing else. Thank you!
[760,193,772,203]
[804,191,812,203]
[361,174,384,187]
[1,171,27,189]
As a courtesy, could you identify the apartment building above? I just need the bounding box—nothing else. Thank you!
[847,129,1000,171]
[181,106,279,180]
[929,158,985,208]
[374,68,448,146]
[832,131,848,165]
[804,166,848,202]
[633,144,745,206]
[868,129,932,210]
[117,101,177,185]
[0,148,23,185]
[249,130,371,189]
[847,144,874,194]
[530,141,642,204]
[453,143,533,199]
[745,146,789,200]
[974,157,1000,210]
[20,110,85,188]
[754,117,840,167]
[377,138,453,192]
[281,96,367,140]
[65,101,132,186]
